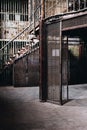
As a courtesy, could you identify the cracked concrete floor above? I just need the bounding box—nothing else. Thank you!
[0,86,87,130]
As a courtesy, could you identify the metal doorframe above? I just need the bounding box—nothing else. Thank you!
[44,18,63,104]
[58,18,69,105]
[61,34,69,105]
[39,16,69,105]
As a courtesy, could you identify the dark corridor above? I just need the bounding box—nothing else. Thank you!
[64,29,87,85]
[68,42,87,84]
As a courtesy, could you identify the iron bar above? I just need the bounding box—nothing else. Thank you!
[39,19,47,101]
[60,18,63,105]
[66,36,69,101]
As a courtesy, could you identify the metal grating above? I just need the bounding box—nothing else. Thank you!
[46,22,61,103]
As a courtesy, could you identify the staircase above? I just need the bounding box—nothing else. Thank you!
[0,23,39,86]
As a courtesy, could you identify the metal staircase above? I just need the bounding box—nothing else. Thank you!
[0,23,34,71]
[0,22,40,86]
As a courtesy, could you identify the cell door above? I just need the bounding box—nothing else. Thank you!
[46,21,62,104]
[41,19,69,105]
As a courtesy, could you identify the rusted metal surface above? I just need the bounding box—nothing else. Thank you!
[39,19,47,101]
[13,48,39,87]
[1,21,29,40]
[29,0,41,33]
[40,15,69,104]
[0,0,29,40]
[44,19,62,103]
[61,36,69,104]
[41,13,79,104]
[62,11,87,31]
[45,0,67,18]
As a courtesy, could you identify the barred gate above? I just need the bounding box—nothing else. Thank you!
[40,10,87,104]
[46,21,61,103]
[40,17,68,104]
[40,18,68,104]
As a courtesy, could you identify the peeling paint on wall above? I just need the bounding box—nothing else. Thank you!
[1,21,29,40]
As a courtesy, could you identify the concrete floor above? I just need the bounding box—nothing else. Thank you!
[0,85,87,130]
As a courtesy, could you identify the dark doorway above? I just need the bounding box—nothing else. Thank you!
[61,35,87,104]
[68,37,87,85]
[63,27,87,85]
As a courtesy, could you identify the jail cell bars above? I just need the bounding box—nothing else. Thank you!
[0,0,29,40]
[45,0,67,18]
[68,0,87,11]
[0,0,28,22]
[29,0,41,31]
[0,0,29,71]
[45,0,87,19]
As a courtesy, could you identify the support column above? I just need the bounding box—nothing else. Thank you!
[39,0,47,101]
[39,20,47,101]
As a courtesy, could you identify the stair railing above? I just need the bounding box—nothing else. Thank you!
[0,22,36,70]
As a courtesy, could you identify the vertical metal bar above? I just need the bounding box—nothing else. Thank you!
[3,0,5,12]
[1,0,2,13]
[39,0,47,101]
[25,0,27,15]
[18,0,20,14]
[24,0,25,15]
[23,0,25,21]
[6,0,7,13]
[67,0,69,12]
[66,36,69,101]
[73,0,75,11]
[17,0,19,13]
[28,0,31,26]
[14,41,16,54]
[4,0,5,12]
[9,1,11,13]
[22,1,23,21]
[12,0,14,13]
[8,0,9,13]
[60,18,63,105]
[14,0,16,14]
[7,44,9,60]
[52,0,53,15]
[84,0,86,8]
[45,0,47,17]
[13,59,14,86]
[40,19,47,101]
[79,0,80,10]
[16,1,18,13]
[33,0,35,34]
[5,0,7,16]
